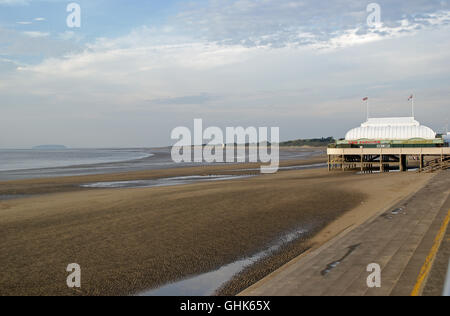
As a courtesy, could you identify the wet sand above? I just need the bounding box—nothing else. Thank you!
[0,158,432,296]
[0,157,326,196]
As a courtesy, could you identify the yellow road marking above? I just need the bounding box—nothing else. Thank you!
[411,209,450,296]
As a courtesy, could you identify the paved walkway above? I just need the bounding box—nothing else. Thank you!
[241,170,450,296]
[423,199,450,296]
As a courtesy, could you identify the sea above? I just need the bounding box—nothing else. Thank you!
[0,148,152,172]
[0,147,325,181]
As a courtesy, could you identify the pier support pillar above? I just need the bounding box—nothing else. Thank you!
[380,155,383,173]
[361,155,364,173]
[400,155,407,172]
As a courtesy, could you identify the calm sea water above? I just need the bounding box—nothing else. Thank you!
[0,147,325,181]
[0,149,152,172]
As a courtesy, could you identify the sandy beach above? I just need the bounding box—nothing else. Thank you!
[0,157,433,296]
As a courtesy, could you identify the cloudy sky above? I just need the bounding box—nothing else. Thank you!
[0,0,449,148]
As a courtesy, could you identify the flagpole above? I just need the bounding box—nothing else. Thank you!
[408,94,415,118]
[367,99,370,121]
[363,97,369,121]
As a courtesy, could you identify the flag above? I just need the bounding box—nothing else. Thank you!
[408,94,414,101]
[363,97,368,101]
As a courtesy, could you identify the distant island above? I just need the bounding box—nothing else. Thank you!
[32,145,68,150]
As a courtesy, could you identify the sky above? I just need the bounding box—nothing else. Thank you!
[0,0,449,148]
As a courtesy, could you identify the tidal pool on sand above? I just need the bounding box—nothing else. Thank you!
[81,175,254,189]
[139,228,308,296]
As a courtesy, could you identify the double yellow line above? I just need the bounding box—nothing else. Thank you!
[411,209,450,296]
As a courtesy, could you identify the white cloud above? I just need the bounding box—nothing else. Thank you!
[57,30,84,42]
[0,0,29,5]
[23,31,50,38]
[172,0,450,48]
[12,21,450,111]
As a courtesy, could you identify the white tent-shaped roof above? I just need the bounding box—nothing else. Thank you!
[345,117,436,141]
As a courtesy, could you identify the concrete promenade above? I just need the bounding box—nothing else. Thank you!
[240,170,450,296]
